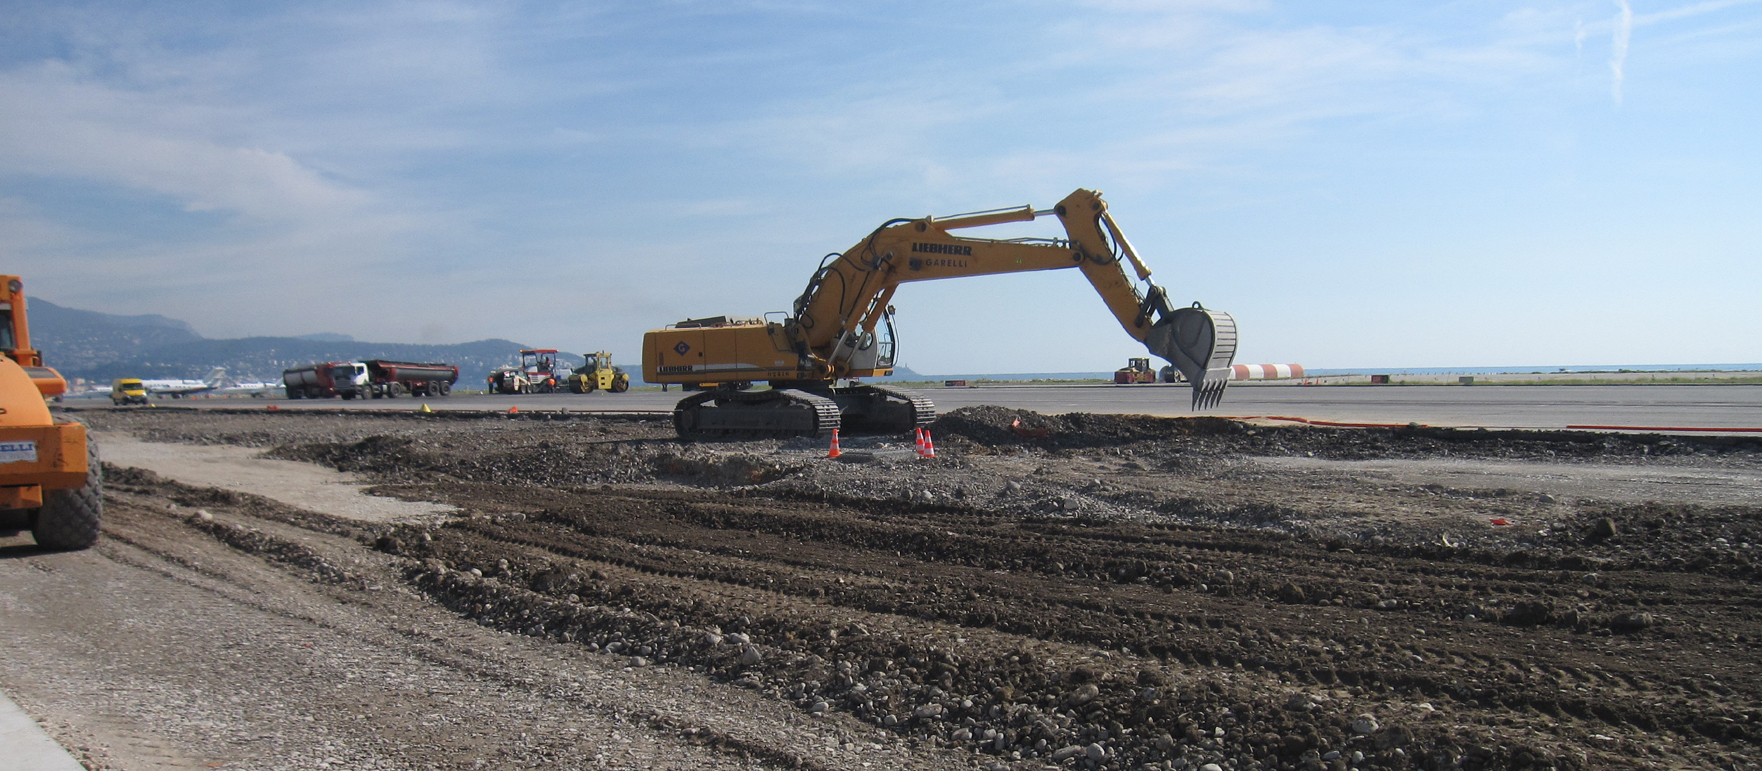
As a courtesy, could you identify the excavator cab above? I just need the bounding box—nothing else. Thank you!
[832,308,897,373]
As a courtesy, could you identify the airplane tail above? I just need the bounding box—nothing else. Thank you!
[204,367,228,388]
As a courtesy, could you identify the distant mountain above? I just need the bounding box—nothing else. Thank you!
[28,298,530,388]
[28,298,204,371]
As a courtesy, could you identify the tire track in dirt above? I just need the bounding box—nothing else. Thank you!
[4,482,967,771]
[70,407,1762,770]
[385,483,1762,770]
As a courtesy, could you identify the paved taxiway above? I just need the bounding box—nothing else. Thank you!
[138,383,1762,432]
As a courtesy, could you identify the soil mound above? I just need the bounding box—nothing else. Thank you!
[931,405,1241,449]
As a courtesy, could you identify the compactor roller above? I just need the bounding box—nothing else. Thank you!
[0,275,103,550]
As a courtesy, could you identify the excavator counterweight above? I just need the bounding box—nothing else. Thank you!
[644,189,1238,439]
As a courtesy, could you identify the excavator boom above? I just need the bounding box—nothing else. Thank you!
[644,189,1238,438]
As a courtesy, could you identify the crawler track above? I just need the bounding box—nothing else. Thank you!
[674,388,844,440]
[674,385,934,440]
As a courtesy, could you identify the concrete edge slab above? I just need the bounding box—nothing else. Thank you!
[0,689,86,771]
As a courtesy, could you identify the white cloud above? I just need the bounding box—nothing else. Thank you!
[4,1,1759,368]
[0,62,370,220]
[0,57,439,339]
[0,197,72,254]
[1611,0,1634,104]
[1637,0,1762,25]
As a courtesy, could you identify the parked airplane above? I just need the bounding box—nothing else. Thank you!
[216,379,278,397]
[140,367,228,398]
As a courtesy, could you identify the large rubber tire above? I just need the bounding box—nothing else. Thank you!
[33,438,102,551]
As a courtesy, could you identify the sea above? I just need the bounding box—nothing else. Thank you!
[879,364,1762,382]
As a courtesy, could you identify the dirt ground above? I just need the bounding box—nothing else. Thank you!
[6,405,1761,771]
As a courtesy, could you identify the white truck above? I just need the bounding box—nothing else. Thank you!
[329,360,458,400]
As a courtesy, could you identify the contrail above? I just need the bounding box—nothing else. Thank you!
[1611,0,1634,104]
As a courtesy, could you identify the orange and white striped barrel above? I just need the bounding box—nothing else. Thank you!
[1230,364,1305,380]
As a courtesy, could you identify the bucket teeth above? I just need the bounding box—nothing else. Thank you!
[1191,370,1229,410]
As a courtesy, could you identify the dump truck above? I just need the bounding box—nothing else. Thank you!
[283,362,342,399]
[0,275,102,550]
[331,360,457,399]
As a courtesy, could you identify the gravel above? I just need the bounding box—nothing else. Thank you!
[24,405,1762,770]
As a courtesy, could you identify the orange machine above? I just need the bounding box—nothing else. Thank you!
[645,189,1237,439]
[0,276,101,549]
[1114,358,1158,384]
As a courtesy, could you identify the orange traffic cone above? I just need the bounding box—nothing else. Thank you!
[914,428,926,457]
[826,429,843,459]
[922,429,937,459]
[508,405,520,414]
[266,404,279,411]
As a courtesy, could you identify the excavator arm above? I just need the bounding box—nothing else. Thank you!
[789,189,1236,408]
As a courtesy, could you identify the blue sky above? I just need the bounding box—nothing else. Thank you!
[3,0,1758,373]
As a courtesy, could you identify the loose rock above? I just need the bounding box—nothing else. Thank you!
[1351,715,1380,735]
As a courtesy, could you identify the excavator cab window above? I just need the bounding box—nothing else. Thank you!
[875,312,897,369]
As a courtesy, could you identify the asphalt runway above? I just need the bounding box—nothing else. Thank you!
[105,383,1762,432]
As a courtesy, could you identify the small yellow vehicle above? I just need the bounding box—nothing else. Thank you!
[111,378,149,405]
[0,275,102,550]
[566,351,630,393]
[1114,357,1157,384]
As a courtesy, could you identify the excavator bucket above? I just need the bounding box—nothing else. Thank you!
[1145,305,1238,410]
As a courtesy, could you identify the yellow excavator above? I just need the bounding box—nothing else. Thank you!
[642,189,1237,439]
